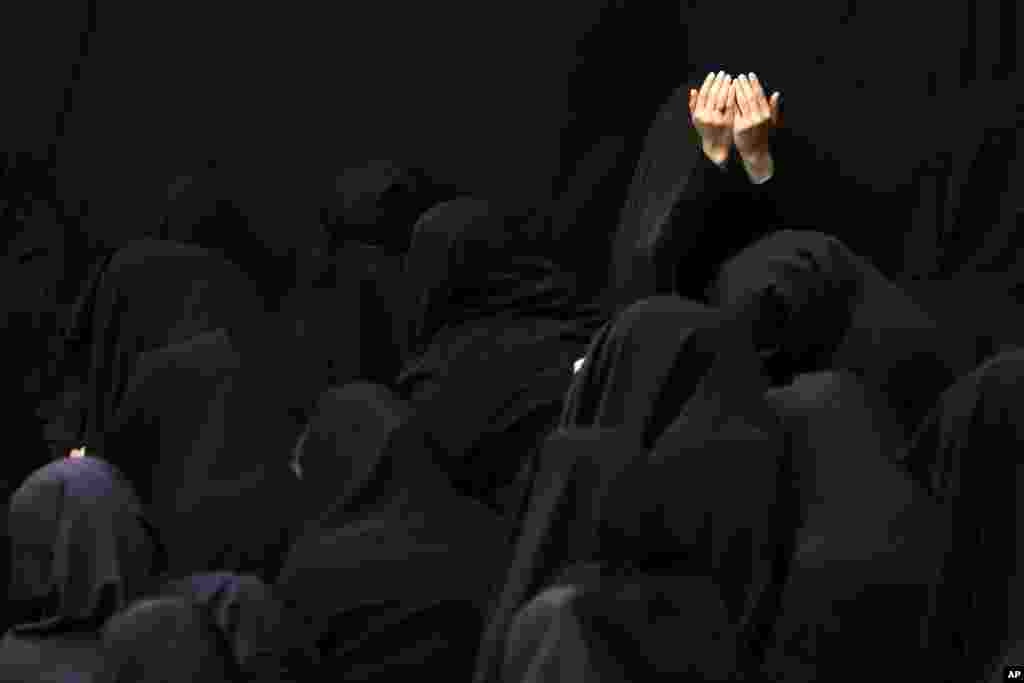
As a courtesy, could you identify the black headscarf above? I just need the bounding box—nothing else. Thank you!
[275,409,512,682]
[99,597,237,683]
[902,74,1021,289]
[291,383,411,531]
[156,165,297,304]
[472,428,643,683]
[82,240,264,458]
[155,573,284,681]
[499,584,597,682]
[585,302,789,679]
[300,240,407,386]
[476,291,786,683]
[106,329,304,583]
[501,576,738,683]
[901,349,1024,681]
[496,388,791,681]
[560,295,718,448]
[322,160,461,255]
[608,76,787,310]
[395,198,606,508]
[400,198,604,363]
[4,457,161,636]
[761,371,950,682]
[609,82,702,308]
[711,229,968,439]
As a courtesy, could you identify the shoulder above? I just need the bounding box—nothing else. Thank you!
[119,329,241,419]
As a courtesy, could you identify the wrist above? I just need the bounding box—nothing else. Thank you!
[741,151,773,180]
[702,143,730,166]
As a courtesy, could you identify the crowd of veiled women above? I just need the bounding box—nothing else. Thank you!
[0,70,1021,682]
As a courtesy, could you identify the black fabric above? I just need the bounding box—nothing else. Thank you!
[106,329,305,583]
[100,597,236,683]
[609,81,703,308]
[650,149,778,303]
[912,76,1022,284]
[293,384,429,537]
[902,76,1024,368]
[303,241,406,386]
[4,457,160,637]
[500,584,594,682]
[399,198,603,363]
[322,160,462,255]
[711,229,969,439]
[398,317,584,511]
[544,290,790,679]
[395,198,606,507]
[536,135,635,300]
[684,3,1015,283]
[559,295,717,448]
[902,349,1024,682]
[0,632,106,683]
[761,371,949,682]
[61,249,115,391]
[590,319,789,679]
[477,291,786,683]
[292,383,411,531]
[82,240,264,459]
[473,428,642,683]
[502,401,790,681]
[275,415,511,682]
[609,80,782,310]
[155,573,284,681]
[503,576,738,683]
[555,1,686,284]
[155,165,302,304]
[0,209,89,487]
[271,266,393,420]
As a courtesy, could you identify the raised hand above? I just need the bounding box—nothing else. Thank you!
[688,71,736,165]
[732,73,781,175]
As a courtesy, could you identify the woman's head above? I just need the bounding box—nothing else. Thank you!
[7,456,161,633]
[711,230,860,385]
[101,597,239,682]
[405,198,585,354]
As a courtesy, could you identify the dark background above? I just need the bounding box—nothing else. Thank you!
[0,1,1018,275]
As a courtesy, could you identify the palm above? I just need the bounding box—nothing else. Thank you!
[731,74,781,159]
[734,113,762,155]
[688,71,736,164]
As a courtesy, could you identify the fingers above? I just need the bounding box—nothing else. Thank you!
[769,92,782,125]
[707,71,727,111]
[696,71,716,110]
[713,73,732,112]
[689,88,698,113]
[748,73,771,117]
[733,75,750,117]
[724,80,737,118]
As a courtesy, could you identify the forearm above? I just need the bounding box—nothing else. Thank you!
[650,151,732,294]
[742,152,774,185]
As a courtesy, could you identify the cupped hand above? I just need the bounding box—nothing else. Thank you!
[732,73,781,168]
[689,71,736,165]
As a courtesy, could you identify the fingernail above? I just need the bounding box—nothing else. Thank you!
[750,72,757,80]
